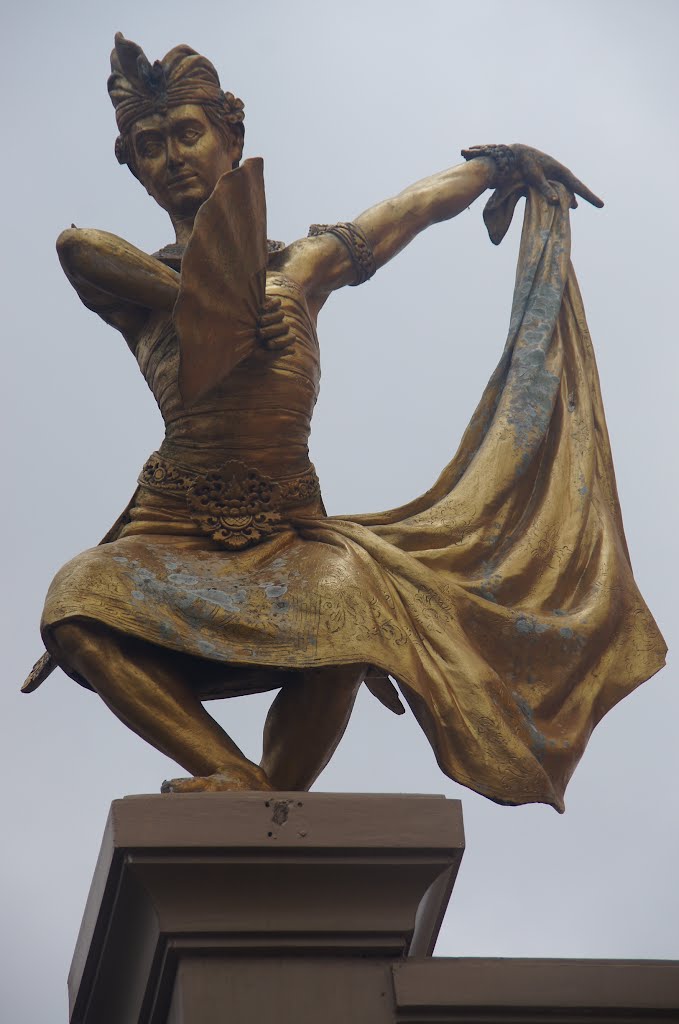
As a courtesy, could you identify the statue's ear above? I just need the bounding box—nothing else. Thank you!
[230,127,245,169]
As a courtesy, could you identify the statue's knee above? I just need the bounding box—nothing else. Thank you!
[51,620,101,667]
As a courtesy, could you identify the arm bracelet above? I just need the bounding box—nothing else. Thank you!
[308,221,376,286]
[462,144,516,187]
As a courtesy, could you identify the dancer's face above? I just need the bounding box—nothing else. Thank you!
[130,104,240,216]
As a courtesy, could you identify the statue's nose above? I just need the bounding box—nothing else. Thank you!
[167,140,184,170]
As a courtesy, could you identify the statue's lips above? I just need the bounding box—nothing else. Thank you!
[167,173,199,189]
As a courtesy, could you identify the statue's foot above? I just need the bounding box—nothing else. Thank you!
[161,763,274,794]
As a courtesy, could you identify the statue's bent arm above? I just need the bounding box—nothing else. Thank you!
[56,226,180,346]
[280,156,494,315]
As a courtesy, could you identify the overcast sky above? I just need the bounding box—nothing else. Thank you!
[4,1,678,1019]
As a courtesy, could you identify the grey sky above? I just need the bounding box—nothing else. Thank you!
[4,1,678,1019]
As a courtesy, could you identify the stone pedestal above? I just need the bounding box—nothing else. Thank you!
[69,792,463,1024]
[69,792,679,1023]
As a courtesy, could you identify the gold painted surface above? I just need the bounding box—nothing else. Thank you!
[30,35,666,807]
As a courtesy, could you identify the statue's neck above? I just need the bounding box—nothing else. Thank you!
[171,214,196,247]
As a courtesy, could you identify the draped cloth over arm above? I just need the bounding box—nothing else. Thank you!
[298,182,665,809]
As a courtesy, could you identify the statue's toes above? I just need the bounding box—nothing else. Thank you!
[160,775,207,793]
[161,768,273,793]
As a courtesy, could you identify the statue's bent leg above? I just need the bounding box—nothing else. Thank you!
[260,664,367,791]
[50,620,271,790]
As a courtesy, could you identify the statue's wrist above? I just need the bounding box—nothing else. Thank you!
[477,156,500,190]
[463,144,517,189]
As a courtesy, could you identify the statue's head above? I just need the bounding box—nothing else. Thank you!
[108,33,245,217]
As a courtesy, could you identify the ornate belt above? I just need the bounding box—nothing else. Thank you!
[139,452,321,550]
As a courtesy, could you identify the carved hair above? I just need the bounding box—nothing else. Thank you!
[107,32,245,174]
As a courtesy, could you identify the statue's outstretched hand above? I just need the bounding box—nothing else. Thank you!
[461,144,604,210]
[257,297,293,351]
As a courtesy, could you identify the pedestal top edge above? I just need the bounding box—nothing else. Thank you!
[105,792,465,851]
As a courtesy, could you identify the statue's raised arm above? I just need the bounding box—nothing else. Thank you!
[278,144,604,316]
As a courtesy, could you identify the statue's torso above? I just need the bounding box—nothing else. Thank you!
[135,272,320,482]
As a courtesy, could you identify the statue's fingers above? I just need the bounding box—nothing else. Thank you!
[530,166,559,205]
[259,310,285,328]
[259,303,285,325]
[263,336,294,351]
[567,173,604,208]
[259,329,293,350]
[261,296,283,315]
[461,145,493,160]
[258,323,290,341]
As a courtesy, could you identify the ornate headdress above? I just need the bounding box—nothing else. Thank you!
[107,32,244,166]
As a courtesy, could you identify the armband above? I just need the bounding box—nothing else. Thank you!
[308,221,376,286]
[462,144,516,187]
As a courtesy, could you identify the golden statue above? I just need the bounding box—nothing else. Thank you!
[23,34,666,811]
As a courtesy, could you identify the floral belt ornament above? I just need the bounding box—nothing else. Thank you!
[139,454,320,550]
[187,462,282,549]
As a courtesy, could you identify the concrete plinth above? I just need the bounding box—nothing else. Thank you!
[69,792,679,1023]
[69,792,463,1024]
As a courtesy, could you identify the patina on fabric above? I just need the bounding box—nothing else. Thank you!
[41,174,666,812]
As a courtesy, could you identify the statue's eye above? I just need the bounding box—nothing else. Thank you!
[139,141,162,159]
[181,129,201,145]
